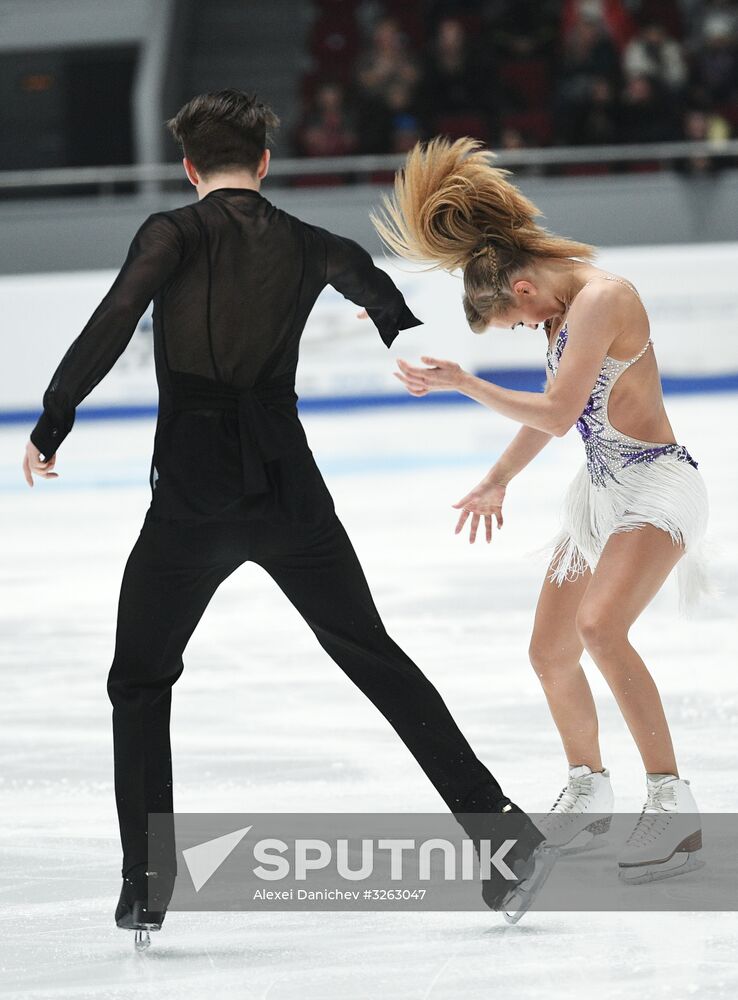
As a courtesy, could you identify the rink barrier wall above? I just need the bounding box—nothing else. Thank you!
[2,368,737,430]
[4,242,738,425]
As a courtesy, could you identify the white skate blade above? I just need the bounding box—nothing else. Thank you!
[502,845,561,924]
[556,822,611,855]
[536,815,612,855]
[618,851,705,885]
[134,929,151,951]
[133,924,160,952]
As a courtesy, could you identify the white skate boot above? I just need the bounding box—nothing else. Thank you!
[536,764,614,853]
[618,773,705,884]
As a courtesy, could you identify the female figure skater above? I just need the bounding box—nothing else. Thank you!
[369,136,711,884]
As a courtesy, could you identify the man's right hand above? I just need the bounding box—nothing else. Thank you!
[23,439,59,487]
[451,478,506,544]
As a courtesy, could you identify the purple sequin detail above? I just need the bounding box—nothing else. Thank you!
[622,443,699,470]
[546,323,699,486]
[546,325,567,377]
[574,380,604,442]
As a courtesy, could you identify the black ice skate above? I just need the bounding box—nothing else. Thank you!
[115,863,176,951]
[466,797,561,924]
[498,839,561,924]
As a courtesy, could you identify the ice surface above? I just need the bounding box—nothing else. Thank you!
[1,393,736,999]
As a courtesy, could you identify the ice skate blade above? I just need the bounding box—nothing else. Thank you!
[538,815,612,854]
[557,828,610,855]
[618,851,705,885]
[502,845,561,925]
[130,922,161,952]
[134,928,153,952]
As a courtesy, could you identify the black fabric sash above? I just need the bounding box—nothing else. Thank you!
[168,369,298,500]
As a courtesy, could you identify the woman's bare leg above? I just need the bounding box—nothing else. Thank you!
[575,524,685,776]
[528,560,603,770]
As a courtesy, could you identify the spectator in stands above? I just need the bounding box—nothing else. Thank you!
[691,11,738,106]
[416,17,491,133]
[563,13,622,91]
[354,15,421,108]
[573,76,621,146]
[692,0,738,46]
[384,79,424,152]
[391,111,424,153]
[560,0,637,53]
[292,0,738,168]
[351,14,422,155]
[675,106,731,176]
[623,22,687,94]
[554,13,622,142]
[618,73,679,143]
[295,82,359,158]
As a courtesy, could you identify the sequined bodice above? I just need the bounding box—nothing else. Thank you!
[546,311,698,488]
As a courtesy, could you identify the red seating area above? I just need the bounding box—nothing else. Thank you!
[294,0,737,181]
[301,1,561,158]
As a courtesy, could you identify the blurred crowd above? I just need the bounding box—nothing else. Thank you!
[291,0,738,176]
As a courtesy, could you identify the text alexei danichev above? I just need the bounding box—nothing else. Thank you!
[253,888,363,901]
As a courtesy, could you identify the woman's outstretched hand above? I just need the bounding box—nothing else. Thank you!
[23,439,58,487]
[394,356,466,396]
[452,478,506,544]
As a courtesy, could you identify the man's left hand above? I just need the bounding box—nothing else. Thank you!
[23,440,59,487]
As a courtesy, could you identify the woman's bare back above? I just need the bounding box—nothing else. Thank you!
[550,270,679,447]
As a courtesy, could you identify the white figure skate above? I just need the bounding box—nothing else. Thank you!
[618,773,705,884]
[536,764,614,853]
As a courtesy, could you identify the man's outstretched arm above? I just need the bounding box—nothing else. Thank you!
[28,212,184,465]
[318,226,423,348]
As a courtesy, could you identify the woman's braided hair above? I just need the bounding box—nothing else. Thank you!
[369,136,597,332]
[469,243,503,296]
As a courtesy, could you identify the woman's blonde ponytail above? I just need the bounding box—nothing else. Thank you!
[369,136,597,332]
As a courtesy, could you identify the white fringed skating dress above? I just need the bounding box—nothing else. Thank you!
[545,278,711,616]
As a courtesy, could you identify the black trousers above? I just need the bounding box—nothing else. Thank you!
[107,502,507,875]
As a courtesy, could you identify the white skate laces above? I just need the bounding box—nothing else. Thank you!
[617,774,705,884]
[622,777,677,848]
[550,767,598,812]
[537,765,614,852]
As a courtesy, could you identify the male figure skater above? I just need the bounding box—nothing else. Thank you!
[23,90,549,932]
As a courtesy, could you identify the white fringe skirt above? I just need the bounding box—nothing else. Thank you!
[542,457,713,616]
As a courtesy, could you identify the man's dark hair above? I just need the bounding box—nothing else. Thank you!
[164,89,281,179]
